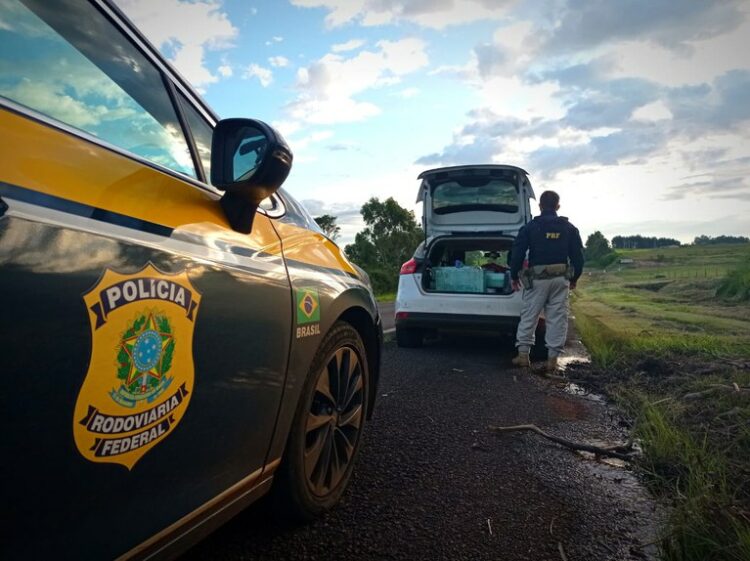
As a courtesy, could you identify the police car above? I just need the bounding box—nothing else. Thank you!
[395,165,539,347]
[0,0,381,558]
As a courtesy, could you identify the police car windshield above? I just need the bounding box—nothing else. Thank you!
[432,178,519,215]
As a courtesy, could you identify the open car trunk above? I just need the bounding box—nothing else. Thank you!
[417,165,534,237]
[421,236,515,295]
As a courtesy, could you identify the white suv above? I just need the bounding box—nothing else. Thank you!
[395,165,537,347]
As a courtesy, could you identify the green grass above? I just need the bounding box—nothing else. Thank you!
[717,259,750,302]
[572,243,750,561]
[572,310,623,367]
[631,400,750,561]
[375,292,396,303]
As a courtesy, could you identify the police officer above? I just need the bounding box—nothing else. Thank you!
[509,190,584,373]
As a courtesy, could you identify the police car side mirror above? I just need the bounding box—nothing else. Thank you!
[211,118,293,234]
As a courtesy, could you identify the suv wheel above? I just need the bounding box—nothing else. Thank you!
[395,326,423,348]
[273,322,369,521]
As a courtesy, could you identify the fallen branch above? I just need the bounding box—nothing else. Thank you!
[487,424,637,461]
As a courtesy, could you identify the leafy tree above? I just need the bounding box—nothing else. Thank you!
[345,197,423,294]
[585,231,612,261]
[314,214,341,240]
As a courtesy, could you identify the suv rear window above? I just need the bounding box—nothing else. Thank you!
[432,178,518,215]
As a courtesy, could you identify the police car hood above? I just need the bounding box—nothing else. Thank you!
[416,165,535,236]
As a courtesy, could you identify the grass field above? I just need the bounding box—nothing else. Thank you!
[571,243,750,561]
[574,243,750,365]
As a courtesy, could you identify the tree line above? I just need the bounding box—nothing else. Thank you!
[693,235,749,245]
[609,234,749,249]
[611,235,681,249]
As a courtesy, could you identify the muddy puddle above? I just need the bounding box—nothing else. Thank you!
[563,381,606,402]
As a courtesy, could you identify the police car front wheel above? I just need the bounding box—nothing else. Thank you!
[273,321,370,521]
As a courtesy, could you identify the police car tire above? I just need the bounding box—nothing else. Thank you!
[273,321,370,522]
[395,326,423,348]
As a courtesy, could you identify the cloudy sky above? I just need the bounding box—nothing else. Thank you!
[115,0,750,244]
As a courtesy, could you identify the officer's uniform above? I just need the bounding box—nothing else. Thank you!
[510,209,584,359]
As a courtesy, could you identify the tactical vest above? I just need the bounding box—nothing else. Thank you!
[527,215,571,266]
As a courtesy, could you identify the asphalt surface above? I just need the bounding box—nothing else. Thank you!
[378,301,395,332]
[183,333,660,561]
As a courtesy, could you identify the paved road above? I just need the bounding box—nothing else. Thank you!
[378,300,395,332]
[183,334,659,561]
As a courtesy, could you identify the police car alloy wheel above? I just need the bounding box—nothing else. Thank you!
[274,322,369,520]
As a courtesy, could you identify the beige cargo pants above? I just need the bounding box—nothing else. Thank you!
[516,276,569,358]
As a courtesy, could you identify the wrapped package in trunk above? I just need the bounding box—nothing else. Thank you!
[433,267,485,293]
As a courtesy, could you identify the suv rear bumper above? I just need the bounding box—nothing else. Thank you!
[395,311,519,332]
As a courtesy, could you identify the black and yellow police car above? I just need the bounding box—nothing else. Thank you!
[0,0,382,558]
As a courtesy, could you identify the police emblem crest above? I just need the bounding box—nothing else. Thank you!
[73,264,201,469]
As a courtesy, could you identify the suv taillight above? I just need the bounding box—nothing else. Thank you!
[400,258,418,275]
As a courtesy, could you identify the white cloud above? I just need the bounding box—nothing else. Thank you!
[397,87,420,98]
[217,64,233,77]
[541,0,747,54]
[268,56,290,68]
[287,38,429,124]
[244,63,273,87]
[289,0,515,29]
[431,21,537,85]
[272,119,303,137]
[631,100,673,122]
[287,96,381,125]
[332,39,366,52]
[286,130,335,163]
[115,0,237,88]
[293,130,334,150]
[479,76,564,121]
[609,18,750,87]
[265,36,284,46]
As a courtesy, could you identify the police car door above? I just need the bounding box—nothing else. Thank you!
[0,0,291,558]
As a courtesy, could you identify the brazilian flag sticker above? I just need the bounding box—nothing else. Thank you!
[296,288,320,324]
